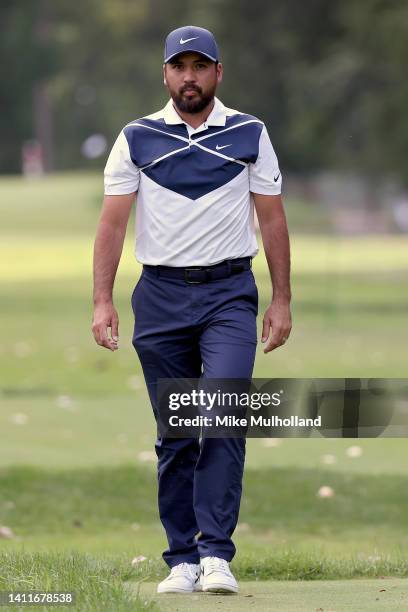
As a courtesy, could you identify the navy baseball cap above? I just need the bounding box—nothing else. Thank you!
[164,25,219,63]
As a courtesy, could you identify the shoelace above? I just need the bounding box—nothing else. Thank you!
[204,557,230,575]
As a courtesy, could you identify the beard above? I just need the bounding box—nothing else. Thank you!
[171,82,217,114]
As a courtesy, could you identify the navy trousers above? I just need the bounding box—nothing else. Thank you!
[131,266,258,567]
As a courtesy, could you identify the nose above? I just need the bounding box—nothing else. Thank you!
[183,68,196,84]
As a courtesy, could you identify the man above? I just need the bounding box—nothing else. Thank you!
[92,25,291,594]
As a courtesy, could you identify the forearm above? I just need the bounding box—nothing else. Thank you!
[93,221,126,305]
[259,213,291,303]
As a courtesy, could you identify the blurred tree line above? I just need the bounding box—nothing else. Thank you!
[1,0,407,182]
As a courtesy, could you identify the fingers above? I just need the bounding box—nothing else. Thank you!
[264,329,290,353]
[92,311,119,351]
[262,319,291,354]
[261,317,269,343]
[111,312,119,346]
[92,322,113,350]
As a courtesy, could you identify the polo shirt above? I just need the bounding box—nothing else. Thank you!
[104,96,282,266]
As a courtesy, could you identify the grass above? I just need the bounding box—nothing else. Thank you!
[1,464,408,573]
[1,266,407,399]
[133,579,408,611]
[0,551,157,611]
[2,552,407,611]
[1,171,408,610]
[2,395,408,470]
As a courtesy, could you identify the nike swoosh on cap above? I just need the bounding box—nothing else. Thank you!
[180,36,199,44]
[216,144,232,150]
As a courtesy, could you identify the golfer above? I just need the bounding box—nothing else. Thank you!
[92,25,291,594]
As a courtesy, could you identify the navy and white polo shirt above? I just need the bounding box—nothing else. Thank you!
[104,96,282,266]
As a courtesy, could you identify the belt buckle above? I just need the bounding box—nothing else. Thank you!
[184,267,205,284]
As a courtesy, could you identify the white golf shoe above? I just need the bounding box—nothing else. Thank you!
[157,562,201,594]
[200,556,238,593]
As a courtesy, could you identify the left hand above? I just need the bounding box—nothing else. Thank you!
[261,299,292,353]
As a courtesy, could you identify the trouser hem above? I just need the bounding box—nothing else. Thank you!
[166,555,200,568]
[199,551,234,563]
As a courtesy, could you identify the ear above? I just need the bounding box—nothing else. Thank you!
[163,64,167,86]
[216,62,223,85]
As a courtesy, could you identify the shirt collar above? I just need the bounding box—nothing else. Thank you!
[162,96,227,127]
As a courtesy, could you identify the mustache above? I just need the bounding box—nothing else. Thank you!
[180,85,202,94]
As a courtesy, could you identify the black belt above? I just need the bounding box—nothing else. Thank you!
[143,257,252,284]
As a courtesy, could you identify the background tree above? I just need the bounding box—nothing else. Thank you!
[0,0,407,184]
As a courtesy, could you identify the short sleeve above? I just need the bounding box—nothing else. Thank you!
[104,130,140,195]
[249,124,282,195]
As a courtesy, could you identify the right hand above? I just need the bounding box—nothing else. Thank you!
[92,301,119,351]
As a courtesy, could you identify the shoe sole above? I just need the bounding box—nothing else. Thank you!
[202,584,238,594]
[157,587,196,594]
[157,583,202,594]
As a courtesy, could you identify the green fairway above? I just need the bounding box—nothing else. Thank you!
[2,551,407,611]
[134,579,408,611]
[2,396,408,471]
[1,463,408,572]
[1,172,408,611]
